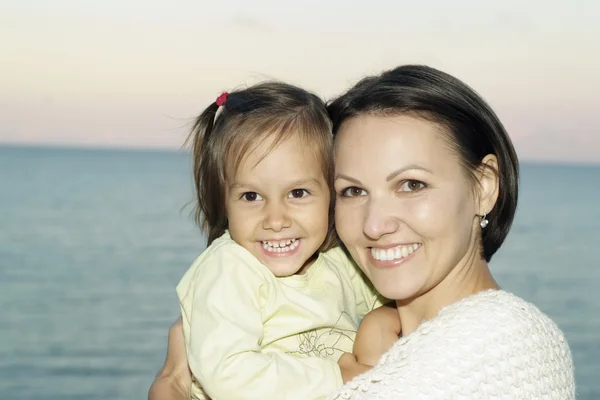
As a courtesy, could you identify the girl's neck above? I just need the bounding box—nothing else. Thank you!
[396,257,499,337]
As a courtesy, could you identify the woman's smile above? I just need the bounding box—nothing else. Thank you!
[368,243,421,264]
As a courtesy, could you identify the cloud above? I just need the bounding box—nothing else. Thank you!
[492,13,535,34]
[230,14,272,34]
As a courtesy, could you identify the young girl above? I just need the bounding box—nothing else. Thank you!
[177,82,398,400]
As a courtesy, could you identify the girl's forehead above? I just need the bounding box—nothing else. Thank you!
[228,133,329,179]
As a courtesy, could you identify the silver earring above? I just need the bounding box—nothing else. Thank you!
[480,213,489,229]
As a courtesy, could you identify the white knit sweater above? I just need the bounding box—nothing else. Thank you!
[329,290,575,399]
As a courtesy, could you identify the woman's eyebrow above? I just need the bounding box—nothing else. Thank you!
[386,165,432,182]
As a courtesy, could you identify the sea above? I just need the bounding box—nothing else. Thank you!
[0,144,598,399]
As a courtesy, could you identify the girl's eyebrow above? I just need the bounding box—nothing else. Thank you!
[229,182,256,190]
[334,174,362,185]
[288,178,322,187]
[229,178,322,190]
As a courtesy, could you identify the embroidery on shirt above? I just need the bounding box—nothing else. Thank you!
[287,311,356,357]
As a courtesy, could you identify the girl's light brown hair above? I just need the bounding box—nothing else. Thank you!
[185,81,338,249]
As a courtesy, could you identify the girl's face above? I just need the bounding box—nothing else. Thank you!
[225,133,330,277]
[333,114,496,301]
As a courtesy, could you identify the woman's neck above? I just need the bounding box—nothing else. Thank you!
[396,257,499,336]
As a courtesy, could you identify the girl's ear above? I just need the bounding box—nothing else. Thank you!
[477,154,500,215]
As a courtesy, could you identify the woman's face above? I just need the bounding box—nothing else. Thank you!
[334,114,492,301]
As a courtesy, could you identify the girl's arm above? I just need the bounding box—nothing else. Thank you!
[148,317,192,400]
[336,304,400,383]
[353,303,401,366]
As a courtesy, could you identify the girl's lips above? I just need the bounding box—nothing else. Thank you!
[260,238,302,257]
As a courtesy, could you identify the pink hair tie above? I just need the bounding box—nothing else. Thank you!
[216,92,229,107]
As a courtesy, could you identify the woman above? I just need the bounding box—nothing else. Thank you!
[149,65,575,399]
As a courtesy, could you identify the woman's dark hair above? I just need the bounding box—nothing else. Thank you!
[185,81,337,249]
[327,65,519,261]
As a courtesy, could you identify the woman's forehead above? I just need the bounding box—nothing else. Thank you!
[334,114,458,169]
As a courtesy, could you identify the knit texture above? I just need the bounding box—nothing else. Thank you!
[329,290,575,399]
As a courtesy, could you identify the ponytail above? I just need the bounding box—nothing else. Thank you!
[185,101,228,244]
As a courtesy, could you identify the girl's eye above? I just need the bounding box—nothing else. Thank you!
[400,180,426,192]
[289,189,309,199]
[241,192,263,202]
[340,187,367,197]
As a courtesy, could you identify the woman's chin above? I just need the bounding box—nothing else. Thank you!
[369,275,420,301]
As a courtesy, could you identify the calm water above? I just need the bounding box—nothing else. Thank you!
[0,145,598,399]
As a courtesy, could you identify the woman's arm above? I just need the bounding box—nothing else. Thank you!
[148,317,192,400]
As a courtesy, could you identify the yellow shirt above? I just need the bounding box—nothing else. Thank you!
[177,231,383,400]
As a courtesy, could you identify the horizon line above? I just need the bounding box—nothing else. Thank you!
[2,141,599,168]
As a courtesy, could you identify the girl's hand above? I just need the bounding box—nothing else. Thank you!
[338,352,371,383]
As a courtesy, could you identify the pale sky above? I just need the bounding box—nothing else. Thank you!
[1,0,599,163]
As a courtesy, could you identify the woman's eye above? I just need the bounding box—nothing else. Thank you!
[400,180,426,192]
[241,192,263,201]
[288,189,309,199]
[340,187,367,197]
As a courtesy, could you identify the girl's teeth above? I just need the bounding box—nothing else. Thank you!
[262,238,299,253]
[371,244,420,261]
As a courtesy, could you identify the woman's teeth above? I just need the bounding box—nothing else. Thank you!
[371,244,420,261]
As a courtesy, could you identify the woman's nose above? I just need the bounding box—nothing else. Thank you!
[362,197,400,240]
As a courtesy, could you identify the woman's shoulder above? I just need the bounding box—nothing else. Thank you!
[440,289,563,332]
[330,290,575,399]
[399,289,574,393]
[441,289,542,318]
[433,289,570,349]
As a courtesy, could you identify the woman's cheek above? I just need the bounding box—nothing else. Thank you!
[403,193,446,234]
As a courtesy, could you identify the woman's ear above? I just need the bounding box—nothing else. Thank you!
[477,154,500,215]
